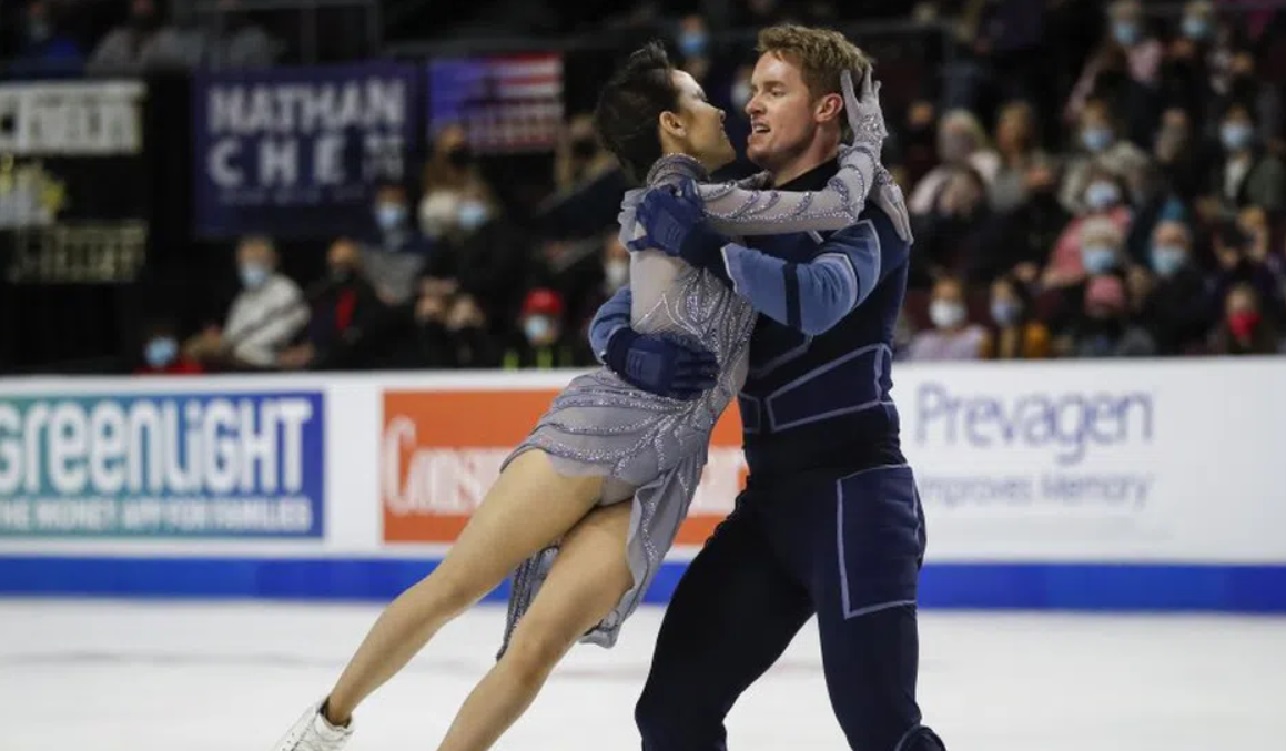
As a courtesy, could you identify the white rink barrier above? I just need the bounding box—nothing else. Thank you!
[1,359,1284,612]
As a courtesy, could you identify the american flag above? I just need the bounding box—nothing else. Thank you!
[429,54,564,153]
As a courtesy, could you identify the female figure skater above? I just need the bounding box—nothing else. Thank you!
[273,41,892,751]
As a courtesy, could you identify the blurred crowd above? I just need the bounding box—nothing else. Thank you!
[7,0,1286,374]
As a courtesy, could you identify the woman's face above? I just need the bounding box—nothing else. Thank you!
[667,69,736,172]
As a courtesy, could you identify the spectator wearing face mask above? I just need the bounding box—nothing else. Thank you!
[1064,0,1163,127]
[360,181,433,306]
[278,237,388,371]
[1060,273,1156,358]
[1180,1,1217,46]
[1045,176,1133,290]
[1211,283,1279,355]
[975,161,1070,286]
[186,235,307,371]
[1059,99,1151,213]
[535,113,632,237]
[895,99,940,191]
[907,110,1000,215]
[988,101,1052,213]
[410,272,461,368]
[722,64,755,173]
[503,288,587,369]
[1158,4,1219,140]
[910,167,994,287]
[445,187,532,337]
[1211,209,1286,322]
[135,320,203,375]
[904,276,986,361]
[1150,107,1211,203]
[446,293,503,369]
[1209,49,1280,149]
[675,14,713,85]
[979,274,1051,360]
[1138,220,1215,355]
[1205,103,1286,214]
[419,124,490,241]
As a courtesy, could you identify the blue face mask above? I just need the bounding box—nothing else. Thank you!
[524,316,553,342]
[240,262,268,289]
[730,80,751,111]
[1081,126,1113,153]
[1112,21,1139,46]
[1182,16,1210,40]
[1221,122,1253,151]
[1082,244,1118,274]
[1151,243,1187,277]
[376,203,406,231]
[678,30,708,59]
[1085,181,1121,211]
[145,337,177,369]
[991,299,1022,326]
[457,200,489,232]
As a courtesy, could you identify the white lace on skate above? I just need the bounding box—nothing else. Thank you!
[271,703,353,751]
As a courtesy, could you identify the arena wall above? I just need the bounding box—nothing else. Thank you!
[2,360,1283,611]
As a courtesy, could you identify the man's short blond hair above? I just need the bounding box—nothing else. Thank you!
[756,25,872,101]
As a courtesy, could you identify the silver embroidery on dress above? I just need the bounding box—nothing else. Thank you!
[499,142,882,655]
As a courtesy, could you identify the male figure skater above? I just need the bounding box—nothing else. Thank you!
[590,25,946,751]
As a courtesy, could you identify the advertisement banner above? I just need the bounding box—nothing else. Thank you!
[428,54,563,153]
[381,388,746,546]
[0,391,325,538]
[193,62,419,239]
[0,81,148,283]
[897,363,1286,561]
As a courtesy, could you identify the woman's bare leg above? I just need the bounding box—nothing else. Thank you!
[323,450,605,724]
[435,501,635,751]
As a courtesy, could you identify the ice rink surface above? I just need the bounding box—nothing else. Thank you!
[1,600,1282,750]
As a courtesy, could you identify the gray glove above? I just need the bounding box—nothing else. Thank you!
[839,67,913,243]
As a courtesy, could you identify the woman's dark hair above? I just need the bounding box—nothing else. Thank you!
[593,42,682,183]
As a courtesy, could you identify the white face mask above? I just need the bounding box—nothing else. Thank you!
[420,191,462,238]
[929,300,966,329]
[605,259,629,289]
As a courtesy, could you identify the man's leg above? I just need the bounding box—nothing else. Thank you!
[636,499,813,751]
[811,465,945,751]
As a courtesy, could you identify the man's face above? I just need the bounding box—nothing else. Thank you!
[745,52,820,172]
[237,240,271,269]
[1152,222,1189,252]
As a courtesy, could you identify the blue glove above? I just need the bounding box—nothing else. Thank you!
[603,326,719,400]
[629,178,728,269]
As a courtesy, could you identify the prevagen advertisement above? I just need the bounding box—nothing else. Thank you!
[0,391,324,538]
[912,382,1155,507]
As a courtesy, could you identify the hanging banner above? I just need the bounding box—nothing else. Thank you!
[428,54,563,153]
[0,81,148,283]
[192,62,419,239]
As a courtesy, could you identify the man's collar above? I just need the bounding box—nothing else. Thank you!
[776,157,840,192]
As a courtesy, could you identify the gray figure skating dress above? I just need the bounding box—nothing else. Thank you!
[499,143,886,652]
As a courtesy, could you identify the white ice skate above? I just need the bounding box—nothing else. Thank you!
[271,702,353,751]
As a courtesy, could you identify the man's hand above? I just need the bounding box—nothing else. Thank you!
[840,68,912,243]
[629,179,728,269]
[840,67,888,154]
[604,327,719,400]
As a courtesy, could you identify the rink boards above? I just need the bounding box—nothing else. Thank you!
[1,359,1284,611]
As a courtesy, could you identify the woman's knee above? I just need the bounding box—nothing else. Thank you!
[412,563,486,617]
[499,615,581,683]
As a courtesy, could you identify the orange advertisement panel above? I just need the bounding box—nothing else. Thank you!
[381,389,746,546]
